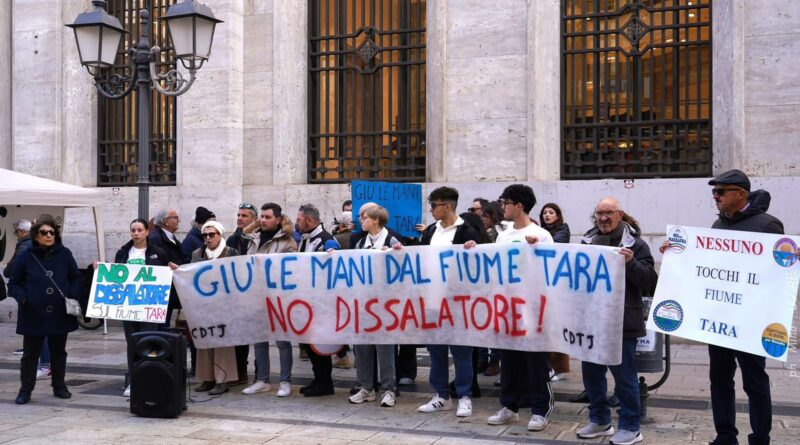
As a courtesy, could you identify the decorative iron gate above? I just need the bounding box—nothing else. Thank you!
[309,0,426,183]
[561,0,712,179]
[98,0,177,186]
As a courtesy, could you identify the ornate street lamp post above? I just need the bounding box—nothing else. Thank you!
[67,0,222,220]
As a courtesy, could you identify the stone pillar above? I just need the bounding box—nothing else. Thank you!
[527,0,560,181]
[0,1,11,169]
[426,0,447,182]
[12,0,63,178]
[272,0,307,185]
[61,0,96,186]
[178,0,245,217]
[243,1,274,186]
[711,0,745,173]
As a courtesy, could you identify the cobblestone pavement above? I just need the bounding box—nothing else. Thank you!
[0,321,798,445]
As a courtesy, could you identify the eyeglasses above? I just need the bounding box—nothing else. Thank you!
[594,210,620,219]
[166,215,180,221]
[468,207,481,213]
[239,202,256,211]
[429,202,448,209]
[38,229,55,237]
[712,187,740,196]
[201,232,219,239]
[498,199,516,207]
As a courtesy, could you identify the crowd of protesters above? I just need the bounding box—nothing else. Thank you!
[2,169,787,445]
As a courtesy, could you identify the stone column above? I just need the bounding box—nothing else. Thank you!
[527,0,560,181]
[0,1,11,169]
[243,1,274,186]
[12,0,63,178]
[711,0,745,173]
[61,0,96,186]
[272,0,307,185]
[178,0,245,218]
[426,0,446,182]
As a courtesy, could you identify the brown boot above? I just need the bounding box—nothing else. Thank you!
[483,359,500,377]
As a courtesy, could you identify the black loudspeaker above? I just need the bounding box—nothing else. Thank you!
[130,331,187,418]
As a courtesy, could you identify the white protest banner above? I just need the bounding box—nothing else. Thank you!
[172,243,627,365]
[648,225,800,361]
[87,263,173,322]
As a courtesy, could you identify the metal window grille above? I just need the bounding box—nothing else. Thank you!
[309,0,426,183]
[561,0,712,179]
[97,0,177,186]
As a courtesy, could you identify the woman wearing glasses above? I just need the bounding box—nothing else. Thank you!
[7,216,82,404]
[191,221,240,395]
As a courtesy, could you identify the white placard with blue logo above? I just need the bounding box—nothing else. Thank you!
[647,225,799,361]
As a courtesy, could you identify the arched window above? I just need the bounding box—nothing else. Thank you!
[561,0,712,179]
[309,0,426,183]
[97,0,177,186]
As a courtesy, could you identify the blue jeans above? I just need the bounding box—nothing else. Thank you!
[254,341,292,383]
[428,344,472,399]
[355,344,396,391]
[40,337,51,367]
[582,337,640,431]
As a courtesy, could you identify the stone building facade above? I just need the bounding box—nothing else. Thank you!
[0,0,798,264]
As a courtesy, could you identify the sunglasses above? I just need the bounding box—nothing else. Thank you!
[239,202,256,211]
[468,207,481,213]
[201,232,219,239]
[712,187,741,196]
[38,229,56,237]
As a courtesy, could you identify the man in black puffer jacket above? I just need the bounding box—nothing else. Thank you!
[705,170,781,445]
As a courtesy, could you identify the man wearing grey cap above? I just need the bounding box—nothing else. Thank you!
[661,169,782,445]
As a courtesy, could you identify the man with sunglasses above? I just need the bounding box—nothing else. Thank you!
[227,203,257,255]
[672,169,782,445]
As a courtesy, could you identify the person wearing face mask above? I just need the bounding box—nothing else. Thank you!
[191,221,240,396]
[93,218,172,397]
[575,197,657,445]
[7,216,82,405]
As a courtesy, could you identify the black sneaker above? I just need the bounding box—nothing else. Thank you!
[569,390,589,403]
[15,390,31,404]
[53,387,72,399]
[303,384,334,397]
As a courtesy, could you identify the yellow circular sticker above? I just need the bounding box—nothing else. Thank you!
[761,323,789,358]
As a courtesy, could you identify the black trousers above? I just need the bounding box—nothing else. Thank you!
[709,344,772,445]
[396,345,418,380]
[21,334,68,392]
[235,344,250,379]
[499,350,553,416]
[123,321,159,384]
[302,344,333,387]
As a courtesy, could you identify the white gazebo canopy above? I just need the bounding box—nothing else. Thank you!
[0,168,104,207]
[0,168,106,261]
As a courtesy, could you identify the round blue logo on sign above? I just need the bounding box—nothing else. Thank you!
[653,300,684,332]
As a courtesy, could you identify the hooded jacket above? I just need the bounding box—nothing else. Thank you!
[243,216,299,255]
[714,190,784,235]
[582,222,658,339]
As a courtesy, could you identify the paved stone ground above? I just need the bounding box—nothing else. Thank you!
[0,321,798,445]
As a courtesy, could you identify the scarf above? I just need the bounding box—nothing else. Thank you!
[202,221,227,259]
[582,221,637,248]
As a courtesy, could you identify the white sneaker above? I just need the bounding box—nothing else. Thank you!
[418,395,452,413]
[487,407,519,425]
[527,414,549,431]
[277,381,292,397]
[456,396,472,417]
[242,381,271,395]
[36,367,51,380]
[348,388,376,404]
[380,390,396,407]
[122,385,131,397]
[576,422,614,439]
